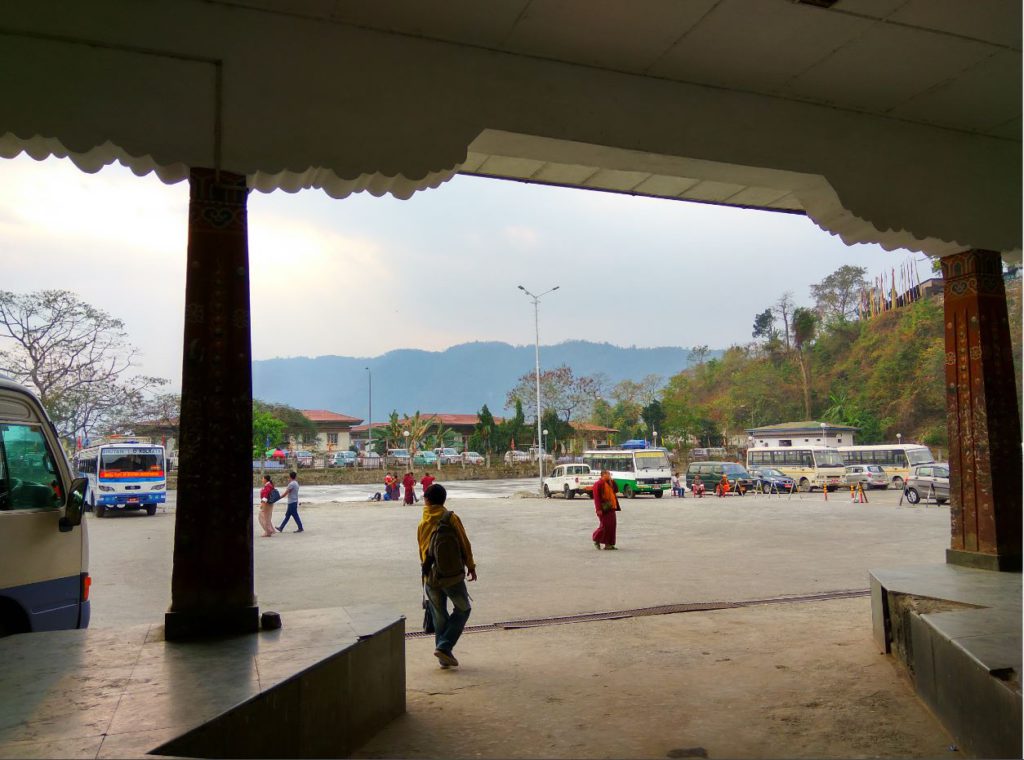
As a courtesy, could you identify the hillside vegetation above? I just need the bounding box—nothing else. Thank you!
[657,279,1021,449]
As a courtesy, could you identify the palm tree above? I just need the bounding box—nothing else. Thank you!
[402,412,437,471]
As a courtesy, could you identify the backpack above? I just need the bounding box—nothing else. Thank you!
[427,510,465,588]
[267,488,281,504]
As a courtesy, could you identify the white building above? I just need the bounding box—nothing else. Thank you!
[746,421,858,448]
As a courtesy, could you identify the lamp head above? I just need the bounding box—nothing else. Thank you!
[552,285,560,291]
[517,285,525,291]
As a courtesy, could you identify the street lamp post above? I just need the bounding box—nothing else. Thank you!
[518,284,560,495]
[896,432,902,445]
[365,367,372,457]
[652,429,658,448]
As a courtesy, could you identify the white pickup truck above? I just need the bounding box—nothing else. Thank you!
[543,463,599,500]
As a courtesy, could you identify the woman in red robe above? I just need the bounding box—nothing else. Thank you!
[591,470,619,550]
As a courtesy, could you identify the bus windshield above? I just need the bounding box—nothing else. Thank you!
[100,448,164,477]
[813,449,845,467]
[907,448,935,465]
[635,451,670,470]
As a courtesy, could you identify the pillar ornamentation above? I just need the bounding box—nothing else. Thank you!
[941,249,1021,572]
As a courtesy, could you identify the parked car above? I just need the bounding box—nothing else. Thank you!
[749,467,795,493]
[386,448,411,466]
[843,464,888,489]
[544,464,599,500]
[462,451,485,465]
[358,451,382,468]
[504,450,531,464]
[433,447,461,465]
[413,450,438,466]
[685,461,753,495]
[904,463,950,505]
[329,451,357,467]
[295,450,314,467]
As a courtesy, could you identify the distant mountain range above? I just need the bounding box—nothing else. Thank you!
[252,341,723,419]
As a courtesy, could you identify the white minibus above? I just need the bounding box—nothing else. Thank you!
[76,438,167,517]
[0,377,89,636]
[582,447,672,498]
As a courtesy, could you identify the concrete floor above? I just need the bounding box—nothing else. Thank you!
[84,485,956,757]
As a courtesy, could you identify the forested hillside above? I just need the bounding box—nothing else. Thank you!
[656,278,1022,448]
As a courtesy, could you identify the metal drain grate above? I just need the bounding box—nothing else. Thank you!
[406,588,870,639]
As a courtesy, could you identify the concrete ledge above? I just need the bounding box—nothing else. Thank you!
[0,606,405,759]
[870,564,1022,758]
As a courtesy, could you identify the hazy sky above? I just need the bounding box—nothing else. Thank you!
[1,154,923,390]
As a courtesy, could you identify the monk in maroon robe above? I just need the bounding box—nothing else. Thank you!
[403,472,416,505]
[592,470,619,550]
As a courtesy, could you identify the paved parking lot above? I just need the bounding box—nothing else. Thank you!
[89,482,948,629]
[85,482,954,758]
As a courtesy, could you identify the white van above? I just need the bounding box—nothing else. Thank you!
[0,377,89,635]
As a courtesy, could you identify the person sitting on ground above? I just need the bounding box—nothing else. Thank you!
[716,474,731,497]
[691,474,705,497]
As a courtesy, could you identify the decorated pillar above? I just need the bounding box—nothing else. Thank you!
[941,249,1021,571]
[165,168,258,639]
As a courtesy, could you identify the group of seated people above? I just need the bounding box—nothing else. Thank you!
[686,474,747,498]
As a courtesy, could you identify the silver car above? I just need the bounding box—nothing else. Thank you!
[904,463,950,505]
[844,464,889,489]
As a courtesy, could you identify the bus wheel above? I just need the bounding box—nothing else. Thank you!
[145,504,158,516]
[95,504,107,518]
[623,484,635,499]
[799,478,810,492]
[891,477,904,491]
[653,489,663,499]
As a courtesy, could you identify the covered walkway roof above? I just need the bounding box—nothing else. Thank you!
[2,0,1020,257]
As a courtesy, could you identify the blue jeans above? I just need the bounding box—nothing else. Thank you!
[425,580,471,654]
[279,502,303,531]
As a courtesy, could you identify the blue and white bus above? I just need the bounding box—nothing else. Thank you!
[0,377,89,636]
[76,438,166,517]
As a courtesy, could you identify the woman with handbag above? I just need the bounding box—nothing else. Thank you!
[258,474,277,538]
[591,469,620,550]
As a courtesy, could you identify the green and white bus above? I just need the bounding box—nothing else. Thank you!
[582,448,672,498]
[746,445,845,491]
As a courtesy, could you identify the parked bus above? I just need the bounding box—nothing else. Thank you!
[582,447,672,498]
[76,438,166,517]
[837,444,934,490]
[745,445,845,491]
[0,377,88,636]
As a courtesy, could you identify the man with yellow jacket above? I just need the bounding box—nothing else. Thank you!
[418,483,477,668]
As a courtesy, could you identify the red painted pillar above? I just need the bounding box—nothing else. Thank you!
[165,168,258,639]
[941,249,1022,571]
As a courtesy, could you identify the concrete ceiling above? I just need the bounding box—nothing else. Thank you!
[223,0,1021,139]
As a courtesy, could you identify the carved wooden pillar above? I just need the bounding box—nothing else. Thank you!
[941,249,1022,572]
[165,168,258,639]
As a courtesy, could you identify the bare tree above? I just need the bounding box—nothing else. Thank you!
[687,345,710,366]
[0,290,167,441]
[505,365,605,422]
[773,292,795,351]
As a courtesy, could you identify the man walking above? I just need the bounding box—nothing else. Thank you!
[277,470,304,533]
[592,469,619,550]
[418,483,476,668]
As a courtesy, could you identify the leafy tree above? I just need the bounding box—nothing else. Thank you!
[641,398,666,441]
[252,409,286,457]
[540,408,573,455]
[468,404,497,456]
[811,265,868,322]
[0,289,169,442]
[254,400,316,446]
[751,309,778,342]
[402,412,437,464]
[791,307,817,418]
